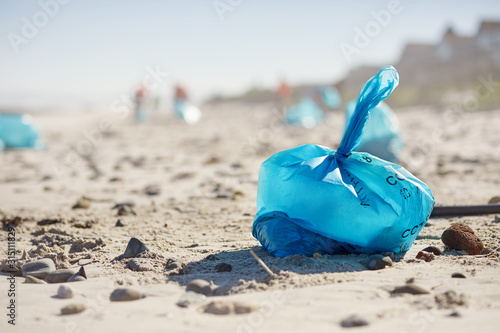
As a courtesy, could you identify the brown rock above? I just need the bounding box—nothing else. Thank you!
[441,223,484,255]
[416,251,435,262]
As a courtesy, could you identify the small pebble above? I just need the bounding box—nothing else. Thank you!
[340,314,369,328]
[127,258,154,271]
[176,291,206,308]
[416,251,435,262]
[115,219,125,227]
[449,311,461,317]
[57,285,74,299]
[72,198,91,209]
[367,254,393,270]
[451,272,466,279]
[24,275,47,284]
[46,269,76,283]
[421,246,442,255]
[61,303,85,315]
[68,275,86,282]
[392,283,430,295]
[441,223,484,255]
[381,252,395,260]
[22,258,56,279]
[215,263,232,273]
[110,288,144,302]
[488,196,500,204]
[203,301,257,315]
[165,258,183,270]
[144,184,161,196]
[117,206,136,216]
[186,279,213,296]
[122,237,149,258]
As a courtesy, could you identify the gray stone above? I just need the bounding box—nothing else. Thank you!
[341,314,369,327]
[57,285,74,299]
[127,258,154,271]
[214,263,232,273]
[68,275,86,282]
[203,301,258,315]
[391,283,430,295]
[186,279,213,296]
[122,238,149,258]
[165,258,182,270]
[176,291,206,308]
[110,288,144,302]
[367,254,393,270]
[451,272,466,278]
[61,303,85,315]
[22,258,56,279]
[24,275,47,284]
[46,269,76,283]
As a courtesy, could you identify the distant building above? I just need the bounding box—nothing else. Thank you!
[339,20,500,105]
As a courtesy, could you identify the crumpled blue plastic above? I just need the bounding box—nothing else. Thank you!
[252,66,435,257]
[345,100,403,162]
[321,86,341,109]
[285,97,324,128]
[0,113,44,150]
[174,100,202,124]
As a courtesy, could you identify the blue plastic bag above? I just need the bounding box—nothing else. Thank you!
[174,100,201,124]
[0,113,44,150]
[345,100,403,162]
[252,66,434,257]
[285,97,324,128]
[320,86,341,109]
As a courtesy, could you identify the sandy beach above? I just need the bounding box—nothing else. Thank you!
[1,104,500,332]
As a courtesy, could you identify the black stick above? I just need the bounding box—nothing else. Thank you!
[431,205,500,217]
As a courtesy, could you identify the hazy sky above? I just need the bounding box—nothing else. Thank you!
[1,0,500,109]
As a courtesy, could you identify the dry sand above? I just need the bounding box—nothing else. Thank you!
[1,104,499,332]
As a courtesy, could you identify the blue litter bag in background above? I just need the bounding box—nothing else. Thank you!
[321,86,341,109]
[252,66,434,257]
[345,100,403,162]
[0,113,44,150]
[174,100,202,124]
[285,97,324,128]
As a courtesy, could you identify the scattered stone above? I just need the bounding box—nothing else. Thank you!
[22,258,56,279]
[165,258,183,270]
[57,285,74,299]
[112,201,135,210]
[144,184,161,196]
[435,291,467,309]
[68,266,87,282]
[488,196,500,204]
[416,251,435,262]
[186,279,213,296]
[115,220,125,227]
[421,246,442,255]
[340,314,369,328]
[1,216,23,228]
[441,223,484,255]
[214,284,233,296]
[46,269,77,283]
[68,275,86,282]
[176,291,206,308]
[72,197,91,209]
[73,219,96,228]
[24,275,47,284]
[110,288,144,302]
[313,252,322,258]
[451,272,466,279]
[381,252,395,260]
[116,206,136,216]
[37,218,64,226]
[122,237,149,258]
[391,283,430,295]
[127,258,154,271]
[366,254,393,270]
[449,311,461,317]
[215,263,232,273]
[203,156,221,165]
[109,177,123,182]
[61,303,85,315]
[203,301,257,315]
[205,254,220,261]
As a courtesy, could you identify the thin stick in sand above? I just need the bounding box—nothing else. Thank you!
[250,250,275,277]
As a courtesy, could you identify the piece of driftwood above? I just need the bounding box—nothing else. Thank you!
[431,205,500,217]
